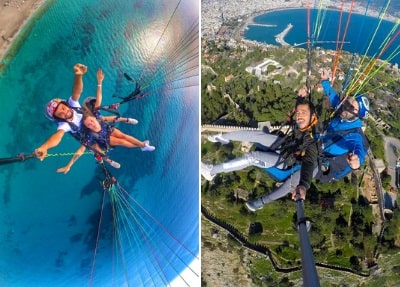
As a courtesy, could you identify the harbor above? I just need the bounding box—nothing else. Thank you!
[275,23,292,46]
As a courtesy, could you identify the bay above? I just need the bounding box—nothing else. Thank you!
[245,8,400,64]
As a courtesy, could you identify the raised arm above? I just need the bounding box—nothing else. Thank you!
[321,68,340,108]
[56,145,86,174]
[71,63,87,102]
[35,129,66,161]
[94,68,105,108]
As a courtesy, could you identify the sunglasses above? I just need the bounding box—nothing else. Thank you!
[342,100,358,114]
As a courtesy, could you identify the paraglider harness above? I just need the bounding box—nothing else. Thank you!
[315,126,369,180]
[51,101,111,157]
[267,98,319,170]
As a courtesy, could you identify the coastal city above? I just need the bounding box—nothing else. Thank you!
[201,0,398,38]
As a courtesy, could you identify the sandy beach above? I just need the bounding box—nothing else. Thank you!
[0,0,48,61]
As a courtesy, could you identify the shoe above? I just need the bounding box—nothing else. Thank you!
[127,118,138,124]
[201,162,215,181]
[109,159,121,169]
[141,140,155,152]
[207,134,219,143]
[207,133,229,144]
[245,197,265,212]
[253,159,268,168]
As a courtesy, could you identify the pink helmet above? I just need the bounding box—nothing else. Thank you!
[45,98,62,120]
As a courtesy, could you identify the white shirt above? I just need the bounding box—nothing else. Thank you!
[57,98,83,133]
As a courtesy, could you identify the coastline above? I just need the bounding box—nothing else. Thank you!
[0,0,50,64]
[239,6,398,48]
[246,5,398,26]
[237,7,302,43]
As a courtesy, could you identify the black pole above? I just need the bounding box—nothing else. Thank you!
[296,193,320,287]
[0,153,35,165]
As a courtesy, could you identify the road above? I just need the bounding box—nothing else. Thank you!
[384,136,400,188]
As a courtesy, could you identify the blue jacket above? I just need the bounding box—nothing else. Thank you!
[320,79,367,180]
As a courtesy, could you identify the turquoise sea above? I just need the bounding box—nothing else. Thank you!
[245,8,400,64]
[0,0,199,286]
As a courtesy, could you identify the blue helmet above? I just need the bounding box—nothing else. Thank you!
[355,94,369,119]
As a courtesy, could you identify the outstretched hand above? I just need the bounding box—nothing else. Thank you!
[34,148,47,161]
[292,185,306,201]
[56,166,71,174]
[321,68,330,81]
[347,153,360,170]
[97,68,104,83]
[74,63,87,75]
[298,86,308,98]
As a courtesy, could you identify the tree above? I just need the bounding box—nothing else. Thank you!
[349,255,361,271]
[248,222,263,235]
[380,168,392,188]
[336,213,348,227]
[266,64,276,74]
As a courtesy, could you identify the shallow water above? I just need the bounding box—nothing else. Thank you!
[0,0,199,286]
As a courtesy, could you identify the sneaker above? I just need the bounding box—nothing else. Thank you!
[141,140,155,152]
[207,134,219,143]
[245,197,265,212]
[109,160,121,169]
[201,162,215,181]
[127,118,138,124]
[207,133,229,144]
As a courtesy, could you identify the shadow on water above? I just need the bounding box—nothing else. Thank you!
[67,215,77,227]
[2,169,13,205]
[79,167,105,199]
[83,208,106,251]
[83,200,114,252]
[55,250,68,269]
[70,233,83,243]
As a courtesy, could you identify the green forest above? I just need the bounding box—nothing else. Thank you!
[201,40,400,136]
